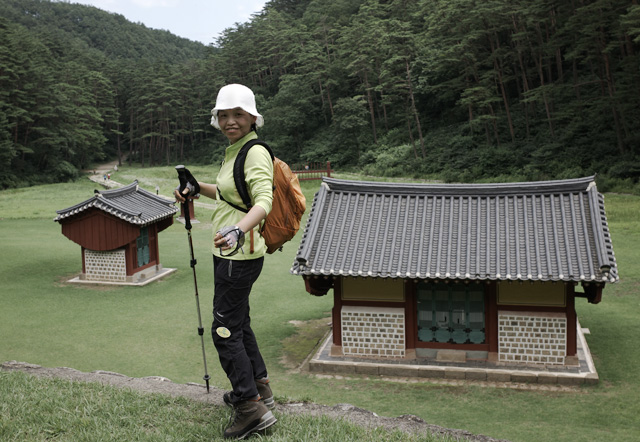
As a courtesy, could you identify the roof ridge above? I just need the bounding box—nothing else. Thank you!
[98,180,139,198]
[322,176,597,196]
[55,181,177,225]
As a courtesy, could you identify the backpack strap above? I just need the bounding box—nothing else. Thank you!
[217,138,274,213]
[234,139,275,210]
[217,138,275,254]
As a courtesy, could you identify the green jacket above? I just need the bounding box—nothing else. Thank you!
[213,131,273,259]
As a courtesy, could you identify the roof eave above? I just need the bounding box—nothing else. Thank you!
[292,267,617,284]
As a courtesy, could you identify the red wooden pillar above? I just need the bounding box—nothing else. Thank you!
[151,224,160,265]
[332,278,343,346]
[566,285,577,356]
[178,196,198,220]
[486,282,499,354]
[404,280,417,351]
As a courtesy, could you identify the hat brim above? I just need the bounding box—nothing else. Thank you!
[210,109,264,129]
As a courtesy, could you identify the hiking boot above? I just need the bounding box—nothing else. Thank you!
[223,379,275,410]
[255,378,275,410]
[223,399,277,440]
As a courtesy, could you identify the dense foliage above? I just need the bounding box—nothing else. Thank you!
[0,0,212,187]
[1,0,639,188]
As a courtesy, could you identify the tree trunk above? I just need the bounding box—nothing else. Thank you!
[364,71,378,144]
[490,33,515,142]
[602,51,625,153]
[406,59,425,158]
[536,54,555,137]
[318,79,329,125]
[407,117,418,159]
[128,109,134,167]
[116,120,122,166]
[512,13,533,137]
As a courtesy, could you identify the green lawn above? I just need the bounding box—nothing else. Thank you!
[1,371,452,442]
[1,167,639,441]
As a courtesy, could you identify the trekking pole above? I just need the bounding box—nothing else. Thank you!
[176,165,210,393]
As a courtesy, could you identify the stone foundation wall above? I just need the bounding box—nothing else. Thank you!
[498,311,567,365]
[84,249,126,282]
[341,306,405,358]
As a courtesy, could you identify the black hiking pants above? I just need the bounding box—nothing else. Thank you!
[212,255,268,404]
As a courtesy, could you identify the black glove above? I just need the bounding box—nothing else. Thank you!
[217,225,245,256]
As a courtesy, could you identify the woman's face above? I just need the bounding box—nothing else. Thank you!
[217,108,257,144]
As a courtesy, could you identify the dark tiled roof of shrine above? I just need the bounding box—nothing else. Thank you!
[291,176,617,284]
[54,181,177,226]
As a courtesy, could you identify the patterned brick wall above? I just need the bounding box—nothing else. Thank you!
[498,311,567,365]
[341,306,405,358]
[84,249,126,282]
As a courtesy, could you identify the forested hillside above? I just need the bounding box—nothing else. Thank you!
[1,0,639,189]
[0,0,212,187]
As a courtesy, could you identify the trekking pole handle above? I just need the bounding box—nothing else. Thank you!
[175,165,192,230]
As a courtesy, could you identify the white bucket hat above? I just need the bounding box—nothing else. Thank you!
[210,84,264,129]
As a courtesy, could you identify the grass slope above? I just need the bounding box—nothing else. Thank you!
[1,371,452,441]
[1,167,639,441]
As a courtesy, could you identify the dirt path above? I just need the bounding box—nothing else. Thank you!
[83,159,216,212]
[2,361,507,441]
[85,158,124,189]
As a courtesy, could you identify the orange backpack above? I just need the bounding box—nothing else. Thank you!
[218,139,306,254]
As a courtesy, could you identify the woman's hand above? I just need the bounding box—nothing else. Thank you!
[175,167,200,202]
[174,186,189,203]
[215,226,245,256]
[213,231,227,249]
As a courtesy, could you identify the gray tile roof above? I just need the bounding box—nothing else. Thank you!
[55,181,177,226]
[291,176,618,284]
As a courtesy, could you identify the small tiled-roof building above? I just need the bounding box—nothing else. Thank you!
[291,176,617,367]
[55,181,177,284]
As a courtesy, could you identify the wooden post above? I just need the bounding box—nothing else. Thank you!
[179,196,198,221]
[333,278,342,346]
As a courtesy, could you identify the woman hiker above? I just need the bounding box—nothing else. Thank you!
[174,83,277,439]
